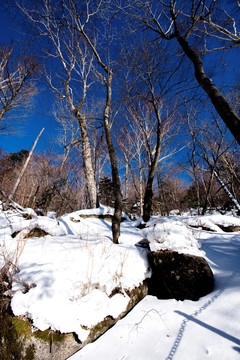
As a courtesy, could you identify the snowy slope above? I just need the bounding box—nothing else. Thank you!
[69,225,240,360]
[0,204,240,359]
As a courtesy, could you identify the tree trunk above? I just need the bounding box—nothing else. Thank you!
[157,171,168,216]
[142,97,162,222]
[176,35,240,145]
[201,169,215,215]
[139,154,144,217]
[214,170,240,213]
[143,176,154,222]
[9,128,44,201]
[103,73,122,244]
[125,162,129,200]
[77,114,97,209]
[143,148,161,222]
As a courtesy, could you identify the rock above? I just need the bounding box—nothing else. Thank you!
[24,227,49,238]
[12,317,81,360]
[10,282,148,360]
[188,224,217,232]
[75,281,148,352]
[147,250,214,301]
[12,227,49,239]
[217,224,240,232]
[79,214,127,222]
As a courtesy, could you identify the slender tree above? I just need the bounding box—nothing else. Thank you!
[64,0,123,242]
[9,128,44,202]
[17,0,98,208]
[122,38,183,222]
[197,114,237,214]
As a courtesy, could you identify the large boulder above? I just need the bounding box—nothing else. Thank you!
[147,250,214,301]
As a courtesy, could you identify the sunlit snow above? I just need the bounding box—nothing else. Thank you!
[0,204,240,359]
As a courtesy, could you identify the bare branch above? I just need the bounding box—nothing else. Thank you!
[0,46,38,131]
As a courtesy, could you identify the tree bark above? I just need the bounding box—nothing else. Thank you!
[143,176,154,222]
[176,35,240,145]
[9,128,44,201]
[103,73,123,244]
[214,170,240,213]
[138,154,144,217]
[143,142,161,222]
[201,169,215,215]
[142,96,162,222]
[77,113,97,209]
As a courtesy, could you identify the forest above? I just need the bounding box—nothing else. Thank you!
[0,0,240,243]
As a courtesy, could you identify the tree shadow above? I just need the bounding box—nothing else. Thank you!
[166,309,240,360]
[176,310,240,346]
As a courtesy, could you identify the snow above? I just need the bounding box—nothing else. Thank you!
[144,218,204,256]
[0,204,240,359]
[185,213,240,232]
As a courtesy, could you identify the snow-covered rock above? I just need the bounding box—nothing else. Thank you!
[144,219,205,257]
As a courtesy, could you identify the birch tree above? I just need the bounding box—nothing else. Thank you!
[17,0,98,208]
[9,128,44,201]
[117,123,146,216]
[61,0,124,242]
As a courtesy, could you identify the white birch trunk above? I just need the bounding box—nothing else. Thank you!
[214,171,240,212]
[9,128,44,201]
[78,115,97,209]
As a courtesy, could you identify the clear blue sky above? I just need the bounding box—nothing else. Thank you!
[0,4,57,154]
[0,2,239,156]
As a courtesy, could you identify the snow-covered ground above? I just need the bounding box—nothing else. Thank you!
[0,204,240,359]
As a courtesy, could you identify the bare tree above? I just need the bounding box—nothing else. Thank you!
[185,105,203,215]
[122,38,183,222]
[0,46,38,133]
[17,0,98,208]
[117,122,146,216]
[16,0,126,241]
[196,113,237,214]
[61,0,124,242]
[132,0,240,145]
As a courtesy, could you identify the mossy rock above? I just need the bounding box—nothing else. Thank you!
[88,315,115,342]
[33,329,67,343]
[12,317,32,338]
[0,312,35,360]
[125,281,148,309]
[10,316,81,360]
[87,282,148,344]
[7,283,148,359]
[12,317,67,343]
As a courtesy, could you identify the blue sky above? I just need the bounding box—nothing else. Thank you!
[0,4,57,154]
[0,2,239,157]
